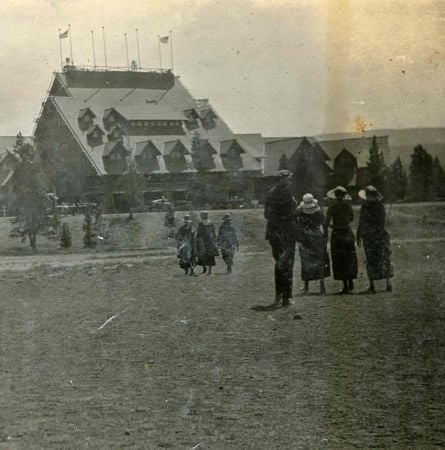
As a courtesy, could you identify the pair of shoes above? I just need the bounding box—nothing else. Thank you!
[202,267,207,274]
[282,299,293,307]
[338,288,350,295]
[386,284,392,292]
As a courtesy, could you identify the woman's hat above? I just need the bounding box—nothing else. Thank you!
[298,193,321,214]
[200,210,209,217]
[327,186,352,200]
[183,214,193,223]
[358,185,383,201]
[222,213,232,221]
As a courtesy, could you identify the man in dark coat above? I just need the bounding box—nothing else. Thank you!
[264,170,298,306]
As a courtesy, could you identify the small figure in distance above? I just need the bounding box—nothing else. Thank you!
[217,213,239,274]
[357,185,394,293]
[176,214,197,276]
[325,186,358,294]
[196,211,218,275]
[295,193,330,295]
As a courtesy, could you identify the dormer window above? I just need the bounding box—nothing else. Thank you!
[86,124,104,148]
[78,108,96,131]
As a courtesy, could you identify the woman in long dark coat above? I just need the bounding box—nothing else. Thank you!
[196,211,218,275]
[325,186,358,294]
[175,215,197,276]
[357,185,393,293]
[217,214,239,274]
[295,193,330,294]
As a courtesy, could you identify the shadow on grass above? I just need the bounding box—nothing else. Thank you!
[251,303,281,312]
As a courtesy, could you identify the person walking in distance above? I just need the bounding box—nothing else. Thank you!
[357,185,394,293]
[264,170,298,306]
[196,211,218,275]
[217,214,239,274]
[325,186,358,294]
[295,193,330,295]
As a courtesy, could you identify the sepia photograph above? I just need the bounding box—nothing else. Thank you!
[0,0,444,448]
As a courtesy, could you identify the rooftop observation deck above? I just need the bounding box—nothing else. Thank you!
[60,64,175,90]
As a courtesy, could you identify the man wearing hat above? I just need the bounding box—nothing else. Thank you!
[264,170,298,306]
[325,186,358,294]
[357,185,393,293]
[176,215,197,276]
[217,214,239,274]
[295,193,330,294]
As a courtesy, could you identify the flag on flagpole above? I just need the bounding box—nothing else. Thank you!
[59,29,69,39]
[159,36,169,44]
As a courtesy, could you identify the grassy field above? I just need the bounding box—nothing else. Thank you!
[0,204,444,448]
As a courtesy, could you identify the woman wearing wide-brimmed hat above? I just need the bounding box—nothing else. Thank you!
[176,215,197,276]
[325,186,358,294]
[196,210,218,275]
[295,193,330,294]
[357,185,393,293]
[217,213,239,274]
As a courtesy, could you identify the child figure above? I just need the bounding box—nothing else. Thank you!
[217,214,239,273]
[176,215,196,276]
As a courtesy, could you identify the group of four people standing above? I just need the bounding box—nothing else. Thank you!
[265,170,393,307]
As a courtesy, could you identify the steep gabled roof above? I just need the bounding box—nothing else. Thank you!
[40,69,263,175]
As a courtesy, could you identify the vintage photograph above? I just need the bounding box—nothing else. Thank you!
[0,0,444,448]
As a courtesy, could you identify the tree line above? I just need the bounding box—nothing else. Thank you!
[365,136,445,202]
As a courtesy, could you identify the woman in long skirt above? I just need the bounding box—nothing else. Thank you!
[325,186,358,294]
[175,214,196,276]
[295,193,330,294]
[217,214,239,274]
[196,211,218,275]
[357,185,393,293]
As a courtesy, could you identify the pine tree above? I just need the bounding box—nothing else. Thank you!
[60,223,72,248]
[11,133,49,249]
[83,209,96,247]
[386,156,408,202]
[432,156,445,198]
[365,136,386,193]
[409,145,433,201]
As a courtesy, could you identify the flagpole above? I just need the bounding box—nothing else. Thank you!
[91,31,97,69]
[169,30,174,71]
[68,24,74,65]
[157,35,162,70]
[135,28,141,70]
[124,33,130,69]
[58,29,63,69]
[102,26,108,70]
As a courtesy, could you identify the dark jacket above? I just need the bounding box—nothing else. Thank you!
[325,199,354,231]
[357,201,386,239]
[264,182,297,242]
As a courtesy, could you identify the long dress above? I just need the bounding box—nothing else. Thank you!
[196,221,218,267]
[357,200,393,280]
[296,210,330,281]
[176,224,196,271]
[217,221,239,267]
[325,199,358,280]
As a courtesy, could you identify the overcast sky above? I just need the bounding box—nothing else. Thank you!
[0,0,444,137]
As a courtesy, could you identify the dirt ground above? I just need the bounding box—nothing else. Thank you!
[0,206,444,449]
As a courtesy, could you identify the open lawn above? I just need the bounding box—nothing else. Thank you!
[0,205,444,448]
